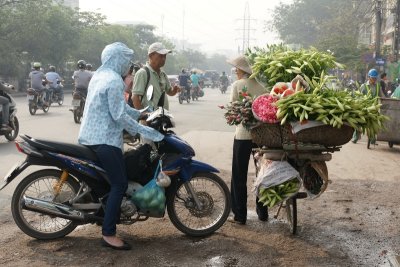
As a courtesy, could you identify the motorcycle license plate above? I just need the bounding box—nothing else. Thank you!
[72,99,81,107]
[27,95,34,100]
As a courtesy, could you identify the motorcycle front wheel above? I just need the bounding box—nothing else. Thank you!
[5,116,19,141]
[11,169,80,240]
[167,172,231,237]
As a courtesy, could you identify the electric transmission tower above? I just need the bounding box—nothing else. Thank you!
[236,2,256,54]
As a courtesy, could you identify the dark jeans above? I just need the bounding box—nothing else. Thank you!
[231,139,255,222]
[0,96,9,125]
[88,144,128,236]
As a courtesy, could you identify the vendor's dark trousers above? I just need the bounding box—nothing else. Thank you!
[231,139,255,222]
[89,144,128,236]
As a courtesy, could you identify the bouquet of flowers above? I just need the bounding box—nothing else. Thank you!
[252,94,279,123]
[218,86,259,129]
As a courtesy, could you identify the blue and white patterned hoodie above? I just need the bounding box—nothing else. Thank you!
[78,42,164,150]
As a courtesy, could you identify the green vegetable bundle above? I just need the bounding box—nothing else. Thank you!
[247,45,343,89]
[258,179,300,208]
[276,81,389,138]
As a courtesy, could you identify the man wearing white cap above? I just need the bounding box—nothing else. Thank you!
[132,42,180,110]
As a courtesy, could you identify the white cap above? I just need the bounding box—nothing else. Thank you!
[148,42,172,55]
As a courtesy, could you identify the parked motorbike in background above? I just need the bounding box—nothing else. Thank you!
[0,81,19,141]
[0,90,231,240]
[26,80,50,115]
[71,88,86,123]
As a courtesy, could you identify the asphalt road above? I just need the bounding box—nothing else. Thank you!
[0,87,234,202]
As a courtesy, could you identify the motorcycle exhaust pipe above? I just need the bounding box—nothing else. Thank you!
[22,196,87,221]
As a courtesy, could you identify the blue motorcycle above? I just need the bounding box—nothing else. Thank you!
[0,108,231,240]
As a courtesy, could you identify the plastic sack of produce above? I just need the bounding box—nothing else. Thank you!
[130,161,167,217]
[254,159,302,208]
[301,161,329,199]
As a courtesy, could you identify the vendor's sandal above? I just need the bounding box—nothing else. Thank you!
[101,238,131,250]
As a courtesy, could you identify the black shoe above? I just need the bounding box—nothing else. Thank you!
[101,238,131,250]
[228,216,246,225]
[256,205,269,221]
[0,125,12,132]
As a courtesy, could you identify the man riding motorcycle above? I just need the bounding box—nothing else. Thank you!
[45,65,63,102]
[178,68,191,101]
[29,62,49,105]
[73,60,93,97]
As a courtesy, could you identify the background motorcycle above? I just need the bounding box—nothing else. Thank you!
[0,81,19,141]
[71,88,86,123]
[178,85,191,104]
[48,80,64,106]
[27,80,50,115]
[220,82,228,94]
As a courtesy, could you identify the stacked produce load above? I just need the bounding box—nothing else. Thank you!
[220,45,388,208]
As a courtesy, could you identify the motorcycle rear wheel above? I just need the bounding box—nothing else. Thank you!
[73,108,82,123]
[5,116,19,141]
[11,169,80,240]
[167,172,231,237]
[28,102,37,115]
[42,104,50,113]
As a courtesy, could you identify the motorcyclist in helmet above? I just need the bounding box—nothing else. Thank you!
[45,65,63,102]
[73,60,93,97]
[178,68,191,100]
[85,63,93,72]
[29,62,50,105]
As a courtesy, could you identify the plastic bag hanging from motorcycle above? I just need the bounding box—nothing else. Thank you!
[130,160,171,217]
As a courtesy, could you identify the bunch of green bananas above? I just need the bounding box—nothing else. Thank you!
[247,45,343,89]
[258,179,300,208]
[275,80,389,138]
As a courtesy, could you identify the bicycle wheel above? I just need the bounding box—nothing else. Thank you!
[286,197,297,235]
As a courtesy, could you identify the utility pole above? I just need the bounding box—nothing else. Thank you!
[375,0,383,59]
[182,6,185,50]
[235,2,256,54]
[394,0,400,61]
[161,14,164,36]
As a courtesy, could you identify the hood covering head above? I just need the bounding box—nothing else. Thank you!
[100,42,134,76]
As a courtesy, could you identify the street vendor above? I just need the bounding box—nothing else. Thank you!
[227,55,268,224]
[352,68,384,144]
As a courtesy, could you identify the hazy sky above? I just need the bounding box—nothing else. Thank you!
[79,0,292,54]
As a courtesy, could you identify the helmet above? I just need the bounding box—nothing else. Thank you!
[181,68,186,73]
[85,63,92,70]
[368,69,378,78]
[77,60,86,69]
[49,65,56,72]
[33,62,41,68]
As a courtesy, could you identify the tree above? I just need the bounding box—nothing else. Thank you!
[269,0,368,71]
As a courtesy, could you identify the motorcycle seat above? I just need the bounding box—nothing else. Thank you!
[20,134,98,161]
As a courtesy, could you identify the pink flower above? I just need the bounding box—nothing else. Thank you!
[252,95,279,123]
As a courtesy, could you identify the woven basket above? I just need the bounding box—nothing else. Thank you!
[283,124,354,147]
[250,123,286,148]
[251,122,354,147]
